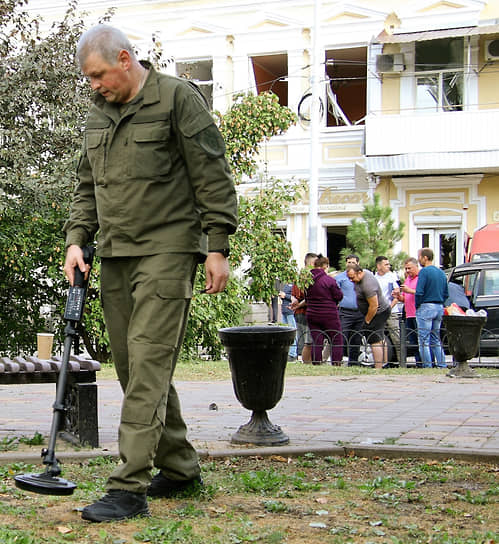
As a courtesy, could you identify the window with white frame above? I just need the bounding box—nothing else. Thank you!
[415,37,464,112]
[176,59,213,109]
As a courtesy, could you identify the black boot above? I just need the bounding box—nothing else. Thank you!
[81,489,150,522]
[147,472,203,498]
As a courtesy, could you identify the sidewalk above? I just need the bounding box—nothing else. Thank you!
[1,373,498,463]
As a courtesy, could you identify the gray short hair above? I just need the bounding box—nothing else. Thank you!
[77,25,136,67]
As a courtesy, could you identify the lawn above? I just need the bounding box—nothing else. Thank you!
[98,358,499,382]
[0,454,497,543]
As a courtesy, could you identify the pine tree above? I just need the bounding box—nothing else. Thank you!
[341,193,407,272]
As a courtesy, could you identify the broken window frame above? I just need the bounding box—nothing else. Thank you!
[250,53,288,107]
[324,46,367,127]
[176,58,214,109]
[414,37,464,113]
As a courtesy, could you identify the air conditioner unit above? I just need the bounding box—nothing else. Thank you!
[485,39,499,61]
[376,53,405,73]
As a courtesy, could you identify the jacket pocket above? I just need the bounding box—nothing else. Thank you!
[131,124,172,179]
[86,130,107,180]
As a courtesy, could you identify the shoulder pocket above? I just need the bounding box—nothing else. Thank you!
[179,110,214,138]
[179,111,226,158]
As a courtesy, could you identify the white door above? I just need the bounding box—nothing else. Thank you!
[418,228,461,269]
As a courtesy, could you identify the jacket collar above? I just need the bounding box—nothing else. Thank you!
[311,267,326,279]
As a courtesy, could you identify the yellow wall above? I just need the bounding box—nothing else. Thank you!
[480,1,499,20]
[479,174,499,224]
[380,44,401,114]
[478,35,499,110]
[374,177,497,256]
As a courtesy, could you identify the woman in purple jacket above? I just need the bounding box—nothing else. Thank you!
[305,255,344,365]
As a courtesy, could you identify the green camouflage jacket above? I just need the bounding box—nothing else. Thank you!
[64,62,237,258]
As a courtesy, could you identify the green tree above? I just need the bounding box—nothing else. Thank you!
[215,92,297,182]
[341,193,407,272]
[0,2,299,361]
[231,179,301,305]
[0,1,92,356]
[182,94,299,358]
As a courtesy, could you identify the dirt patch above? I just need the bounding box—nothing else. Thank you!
[0,454,497,543]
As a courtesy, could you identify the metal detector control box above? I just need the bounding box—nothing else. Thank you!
[63,246,95,323]
[64,286,86,322]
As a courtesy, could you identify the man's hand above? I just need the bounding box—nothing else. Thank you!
[365,294,379,325]
[204,252,230,294]
[290,299,305,311]
[64,245,89,287]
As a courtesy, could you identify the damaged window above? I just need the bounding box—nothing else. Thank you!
[325,47,367,126]
[176,59,213,109]
[250,54,288,106]
[415,38,464,112]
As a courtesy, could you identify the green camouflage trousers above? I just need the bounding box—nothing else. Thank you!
[100,253,200,493]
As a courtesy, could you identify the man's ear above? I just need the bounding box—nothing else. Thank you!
[117,49,132,70]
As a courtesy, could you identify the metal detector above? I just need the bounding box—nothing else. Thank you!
[14,245,95,495]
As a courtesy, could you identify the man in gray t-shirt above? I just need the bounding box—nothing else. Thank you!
[347,265,391,368]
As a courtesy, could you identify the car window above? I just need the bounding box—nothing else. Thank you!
[482,270,499,296]
[453,271,479,297]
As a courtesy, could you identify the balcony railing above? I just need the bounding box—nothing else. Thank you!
[365,109,499,156]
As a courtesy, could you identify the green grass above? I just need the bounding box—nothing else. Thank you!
[96,359,499,382]
[0,456,497,543]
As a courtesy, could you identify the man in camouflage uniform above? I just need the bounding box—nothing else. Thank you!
[63,25,237,522]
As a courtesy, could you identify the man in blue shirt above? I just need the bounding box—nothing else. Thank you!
[335,254,364,365]
[415,248,449,368]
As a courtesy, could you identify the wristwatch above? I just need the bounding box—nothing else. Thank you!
[209,248,230,258]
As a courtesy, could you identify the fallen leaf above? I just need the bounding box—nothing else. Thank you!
[270,455,288,463]
[209,507,227,514]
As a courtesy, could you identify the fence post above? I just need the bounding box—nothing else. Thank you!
[399,314,407,368]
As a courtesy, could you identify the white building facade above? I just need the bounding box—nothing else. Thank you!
[26,0,499,269]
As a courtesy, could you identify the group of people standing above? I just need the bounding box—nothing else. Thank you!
[279,248,450,369]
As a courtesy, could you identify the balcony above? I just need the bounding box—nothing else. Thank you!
[365,109,499,176]
[255,125,366,189]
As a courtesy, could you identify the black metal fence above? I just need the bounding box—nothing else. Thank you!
[290,317,499,367]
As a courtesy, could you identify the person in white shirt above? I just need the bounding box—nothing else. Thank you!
[374,256,401,363]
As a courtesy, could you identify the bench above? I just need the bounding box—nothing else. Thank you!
[0,354,101,447]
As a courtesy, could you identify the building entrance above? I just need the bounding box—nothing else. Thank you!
[326,226,347,270]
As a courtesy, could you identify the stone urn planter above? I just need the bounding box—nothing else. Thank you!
[443,315,487,378]
[218,325,296,446]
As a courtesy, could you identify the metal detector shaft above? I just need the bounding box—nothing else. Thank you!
[42,246,95,473]
[42,331,76,473]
